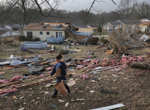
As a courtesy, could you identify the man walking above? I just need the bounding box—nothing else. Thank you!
[50,55,70,98]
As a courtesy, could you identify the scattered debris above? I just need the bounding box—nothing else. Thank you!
[47,104,58,109]
[65,102,69,107]
[90,103,124,110]
[67,80,76,87]
[59,100,65,103]
[18,107,25,110]
[90,90,95,93]
[45,83,53,88]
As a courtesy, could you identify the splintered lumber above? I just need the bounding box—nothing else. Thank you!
[2,66,14,70]
[17,74,71,89]
[0,74,51,89]
[40,61,49,65]
[105,49,114,55]
[0,81,22,89]
[17,77,56,89]
[90,103,124,110]
[131,62,150,70]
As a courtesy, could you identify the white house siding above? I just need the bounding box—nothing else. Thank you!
[23,30,65,41]
[103,23,113,31]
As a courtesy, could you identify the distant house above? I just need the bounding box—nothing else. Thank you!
[102,21,121,31]
[141,18,150,25]
[23,23,91,42]
[140,18,150,32]
[102,20,141,33]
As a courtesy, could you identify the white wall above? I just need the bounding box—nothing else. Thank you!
[103,24,113,31]
[23,30,65,41]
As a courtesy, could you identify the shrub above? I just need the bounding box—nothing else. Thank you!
[26,35,33,41]
[100,36,108,44]
[19,36,26,41]
[34,38,40,41]
[98,25,102,32]
[59,49,68,55]
[88,37,99,45]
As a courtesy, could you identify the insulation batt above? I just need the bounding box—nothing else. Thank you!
[46,67,54,71]
[0,88,18,95]
[0,80,9,84]
[10,76,22,82]
[80,75,88,79]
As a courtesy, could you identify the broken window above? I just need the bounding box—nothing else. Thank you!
[27,31,32,36]
[47,32,50,35]
[56,32,62,37]
[40,31,43,35]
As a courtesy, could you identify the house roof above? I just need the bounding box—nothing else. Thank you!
[141,18,150,21]
[23,23,67,31]
[0,30,8,35]
[109,21,121,26]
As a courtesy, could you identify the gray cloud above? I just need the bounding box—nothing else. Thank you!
[58,0,150,13]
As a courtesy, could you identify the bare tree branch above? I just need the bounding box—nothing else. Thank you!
[112,0,116,5]
[5,0,20,12]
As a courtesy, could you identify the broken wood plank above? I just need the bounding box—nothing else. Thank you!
[2,66,14,70]
[105,49,114,55]
[17,77,56,89]
[17,74,71,89]
[40,61,49,65]
[0,81,22,89]
[90,103,124,110]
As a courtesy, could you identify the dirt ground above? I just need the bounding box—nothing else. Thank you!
[0,42,150,110]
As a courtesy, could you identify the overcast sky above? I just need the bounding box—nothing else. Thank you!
[0,0,150,13]
[58,0,150,13]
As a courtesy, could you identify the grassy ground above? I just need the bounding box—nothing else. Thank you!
[92,31,110,35]
[0,42,150,110]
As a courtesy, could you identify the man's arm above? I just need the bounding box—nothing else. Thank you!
[51,67,56,76]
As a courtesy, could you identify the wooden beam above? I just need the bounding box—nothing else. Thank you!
[17,77,56,89]
[0,81,22,89]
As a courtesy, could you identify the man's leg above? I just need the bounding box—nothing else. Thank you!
[51,79,61,98]
[63,80,70,93]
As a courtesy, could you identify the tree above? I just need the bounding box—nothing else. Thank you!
[0,0,116,25]
[98,25,102,32]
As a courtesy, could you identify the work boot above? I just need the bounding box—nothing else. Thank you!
[68,90,70,93]
[51,93,57,98]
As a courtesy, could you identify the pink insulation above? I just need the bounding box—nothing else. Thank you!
[80,75,89,79]
[0,80,9,84]
[10,76,22,82]
[11,85,18,89]
[0,88,18,95]
[46,67,54,71]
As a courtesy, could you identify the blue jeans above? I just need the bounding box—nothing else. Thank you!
[54,78,70,95]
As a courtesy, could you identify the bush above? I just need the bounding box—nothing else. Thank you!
[88,37,99,45]
[26,35,33,41]
[98,25,102,32]
[34,38,40,41]
[100,36,108,44]
[19,36,26,41]
[59,49,68,55]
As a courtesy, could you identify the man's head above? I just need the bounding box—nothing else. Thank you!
[55,55,62,62]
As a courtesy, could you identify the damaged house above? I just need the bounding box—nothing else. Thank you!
[140,18,150,32]
[23,23,92,43]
